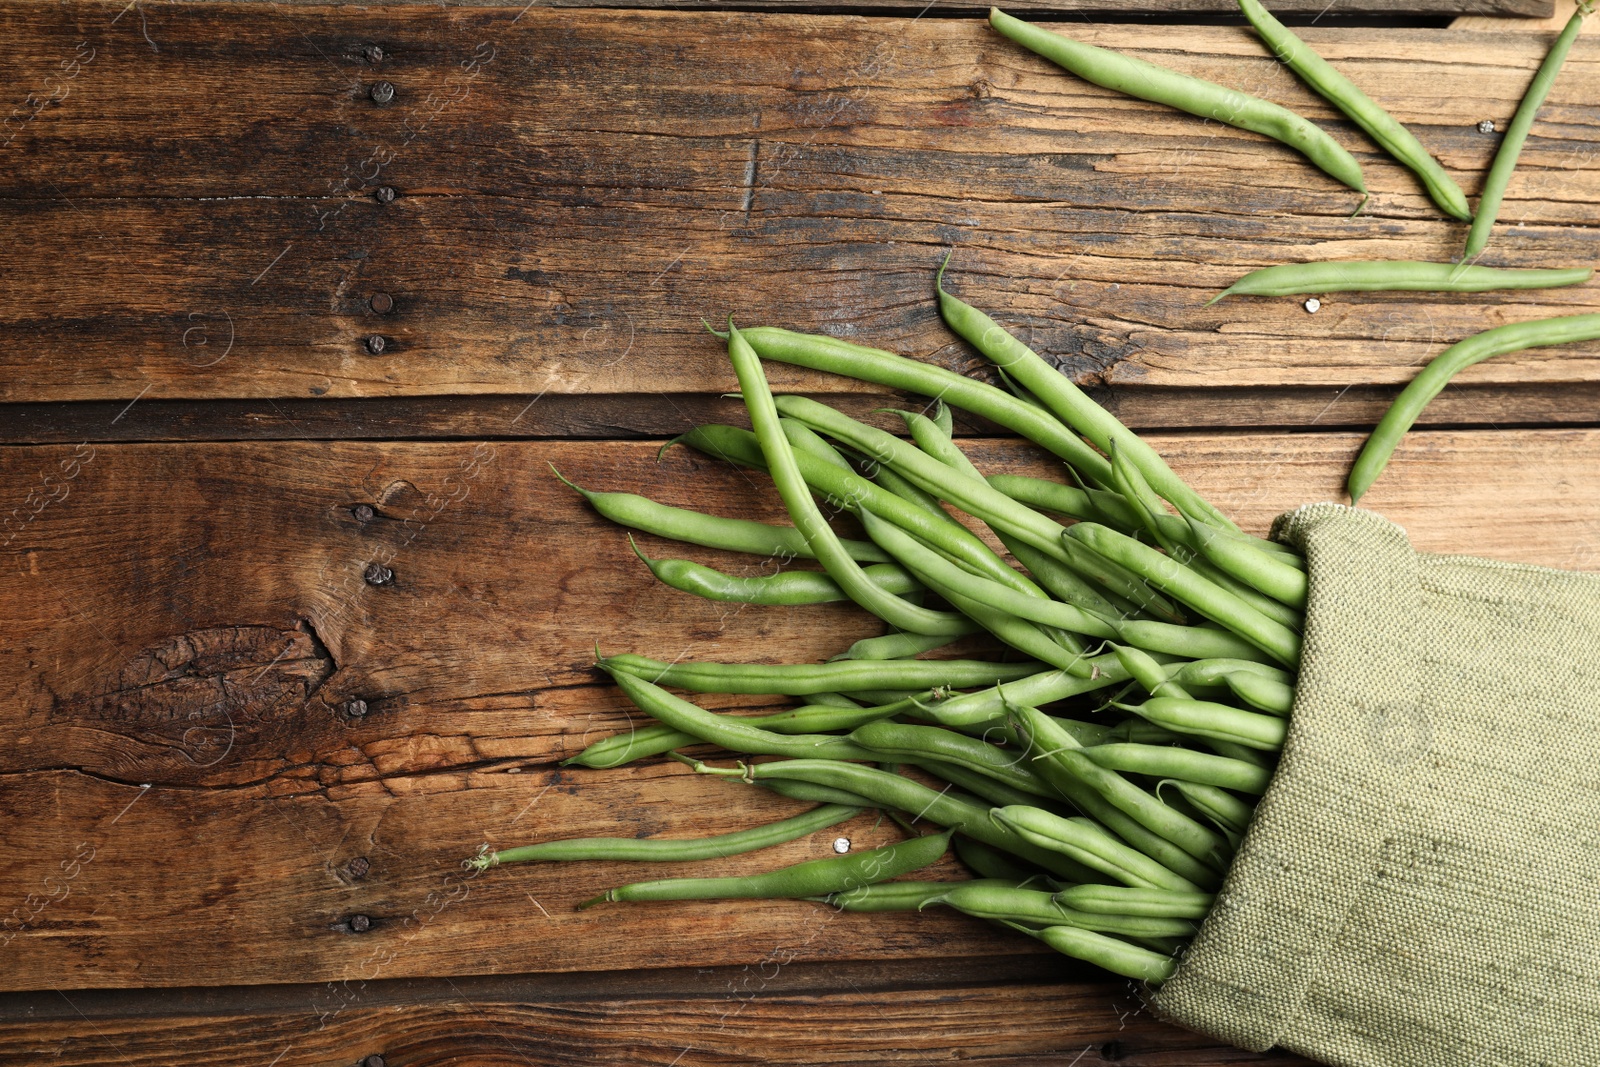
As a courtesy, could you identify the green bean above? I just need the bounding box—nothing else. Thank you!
[1117,620,1272,666]
[580,828,953,908]
[808,691,864,709]
[824,879,1009,912]
[1224,671,1295,716]
[606,669,879,760]
[1160,779,1255,836]
[1170,659,1293,688]
[1131,696,1288,750]
[1009,703,1231,873]
[1349,313,1600,501]
[842,688,928,705]
[601,652,1043,695]
[737,327,1114,486]
[1080,744,1271,794]
[956,837,1049,882]
[1055,884,1215,919]
[990,805,1200,891]
[832,631,967,661]
[1463,5,1592,261]
[552,466,892,564]
[917,659,1131,726]
[727,324,973,635]
[679,424,1040,599]
[760,778,881,807]
[988,472,1136,530]
[1057,521,1185,623]
[987,9,1365,200]
[937,264,1240,534]
[1111,647,1272,768]
[931,399,955,438]
[478,803,862,869]
[1212,260,1590,302]
[1002,535,1133,621]
[631,539,924,606]
[988,8,1366,198]
[935,884,1198,939]
[916,757,1048,810]
[694,758,1096,881]
[1065,523,1301,666]
[781,417,856,471]
[1186,518,1308,610]
[850,720,1057,799]
[1018,923,1177,983]
[1237,0,1468,219]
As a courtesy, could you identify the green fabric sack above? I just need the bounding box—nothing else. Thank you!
[1150,503,1600,1067]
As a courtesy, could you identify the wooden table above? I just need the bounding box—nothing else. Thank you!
[1,2,1595,1063]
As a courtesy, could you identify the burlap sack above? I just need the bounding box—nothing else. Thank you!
[1149,503,1600,1067]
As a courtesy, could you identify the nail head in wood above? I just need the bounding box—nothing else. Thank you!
[373,186,397,204]
[369,81,396,106]
[365,334,387,355]
[343,698,369,719]
[361,45,384,65]
[368,292,394,315]
[347,857,371,879]
[363,1056,387,1067]
[364,562,393,586]
[349,914,371,933]
[352,503,376,523]
[1477,119,1496,133]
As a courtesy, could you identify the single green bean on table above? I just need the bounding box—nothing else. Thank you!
[552,466,892,564]
[1462,4,1592,262]
[475,802,862,868]
[1349,313,1600,501]
[1056,884,1215,919]
[832,631,967,661]
[601,651,1044,695]
[1211,260,1591,301]
[631,538,923,606]
[1236,0,1469,219]
[579,828,953,908]
[1017,923,1178,983]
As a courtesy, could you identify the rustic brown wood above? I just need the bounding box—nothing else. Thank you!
[0,430,1595,997]
[0,959,1316,1066]
[1,6,1596,413]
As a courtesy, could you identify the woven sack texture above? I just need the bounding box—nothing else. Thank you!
[1150,503,1600,1067]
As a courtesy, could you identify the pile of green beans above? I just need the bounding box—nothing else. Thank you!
[471,266,1321,986]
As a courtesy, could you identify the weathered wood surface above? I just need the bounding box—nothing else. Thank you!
[0,430,1594,999]
[2,6,1597,413]
[0,958,1314,1067]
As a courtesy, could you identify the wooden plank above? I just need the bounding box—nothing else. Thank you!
[0,958,1315,1066]
[1,430,1596,993]
[1,7,1596,409]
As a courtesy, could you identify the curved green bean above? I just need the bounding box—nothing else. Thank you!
[477,803,861,868]
[1022,923,1177,983]
[1186,517,1308,610]
[1055,884,1215,919]
[1211,260,1590,302]
[580,828,953,908]
[632,539,923,606]
[1463,5,1591,261]
[1132,696,1289,750]
[850,720,1057,799]
[988,8,1366,197]
[1349,313,1600,501]
[601,652,1043,695]
[990,805,1200,891]
[832,631,967,661]
[1224,671,1295,716]
[934,884,1197,938]
[1080,743,1271,794]
[1237,0,1468,219]
[1160,779,1255,836]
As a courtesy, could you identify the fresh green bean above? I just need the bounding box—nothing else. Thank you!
[631,539,923,606]
[1237,0,1469,219]
[1170,659,1293,688]
[552,466,892,564]
[832,631,968,661]
[565,723,700,769]
[1002,535,1133,621]
[916,659,1131,726]
[1065,523,1301,666]
[1160,779,1255,836]
[727,324,972,635]
[693,758,1097,881]
[1118,620,1275,664]
[1349,314,1600,501]
[987,9,1366,198]
[1113,646,1273,768]
[1211,260,1590,302]
[1463,5,1592,261]
[916,757,1049,810]
[1224,671,1295,716]
[579,828,953,908]
[782,417,856,471]
[850,720,1057,799]
[824,879,1010,912]
[988,472,1136,530]
[1080,743,1271,794]
[736,327,1115,485]
[601,652,1044,695]
[1018,923,1178,983]
[1057,535,1182,623]
[477,803,862,868]
[1131,696,1289,750]
[760,778,881,808]
[1055,884,1215,919]
[606,669,879,760]
[937,264,1240,534]
[934,884,1197,938]
[1186,518,1308,610]
[990,805,1201,891]
[956,837,1049,882]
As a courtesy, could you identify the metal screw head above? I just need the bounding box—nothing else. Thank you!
[373,186,397,204]
[364,562,393,586]
[363,1056,387,1067]
[344,698,369,719]
[347,857,371,879]
[351,503,376,523]
[1303,297,1322,314]
[349,914,372,933]
[361,45,384,64]
[369,81,396,106]
[832,837,851,854]
[364,334,387,355]
[368,292,394,315]
[1477,119,1496,134]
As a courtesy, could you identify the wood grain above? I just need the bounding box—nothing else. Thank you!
[1,430,1596,994]
[1,6,1596,410]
